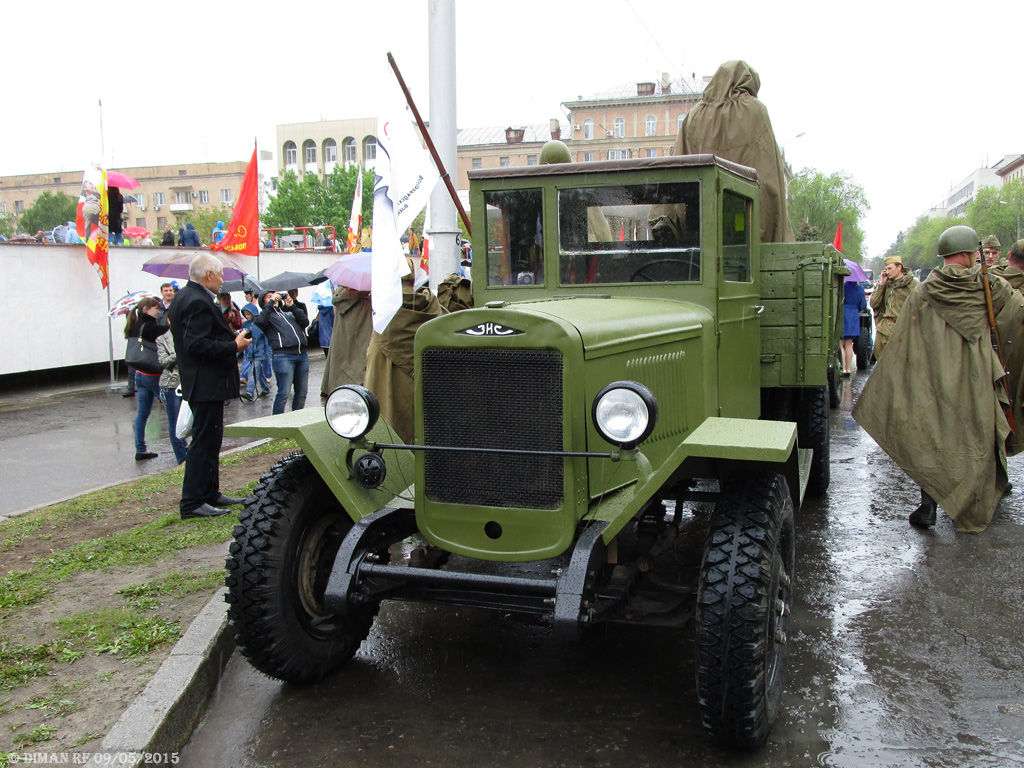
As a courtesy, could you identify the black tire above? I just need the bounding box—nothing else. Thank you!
[225,452,377,683]
[855,318,872,370]
[696,470,795,750]
[797,385,830,496]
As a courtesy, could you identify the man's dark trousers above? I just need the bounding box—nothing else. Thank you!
[180,399,224,514]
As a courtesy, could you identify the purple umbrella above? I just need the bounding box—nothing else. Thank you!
[141,251,249,281]
[843,258,870,283]
[323,252,373,292]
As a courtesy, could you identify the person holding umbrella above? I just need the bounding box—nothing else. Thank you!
[841,274,867,376]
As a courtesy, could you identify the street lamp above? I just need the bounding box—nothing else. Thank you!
[781,132,805,157]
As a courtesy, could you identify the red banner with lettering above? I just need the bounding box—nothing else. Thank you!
[210,145,259,257]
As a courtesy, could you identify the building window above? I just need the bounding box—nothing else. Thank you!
[645,148,657,158]
[154,192,165,205]
[199,190,209,204]
[613,117,625,138]
[678,114,685,131]
[0,201,5,213]
[364,136,377,162]
[221,189,232,204]
[157,216,167,229]
[343,138,357,164]
[271,178,278,192]
[284,141,297,165]
[583,120,594,140]
[645,115,657,136]
[15,201,24,213]
[136,217,146,228]
[527,155,538,166]
[584,152,595,162]
[608,149,630,160]
[499,157,510,167]
[472,157,482,170]
[303,139,317,165]
[324,138,337,163]
[175,191,190,204]
[178,169,187,176]
[53,176,61,184]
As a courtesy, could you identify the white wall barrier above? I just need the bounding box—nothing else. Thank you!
[0,243,340,377]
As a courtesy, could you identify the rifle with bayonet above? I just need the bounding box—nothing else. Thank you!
[979,240,1016,434]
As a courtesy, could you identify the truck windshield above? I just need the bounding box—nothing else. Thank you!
[557,181,701,284]
[484,189,545,287]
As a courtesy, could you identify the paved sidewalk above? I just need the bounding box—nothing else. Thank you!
[0,353,327,517]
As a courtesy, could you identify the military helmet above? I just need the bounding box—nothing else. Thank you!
[539,140,572,165]
[937,225,979,258]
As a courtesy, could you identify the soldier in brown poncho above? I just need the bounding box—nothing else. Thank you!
[364,269,473,444]
[319,287,372,400]
[869,254,918,361]
[853,226,1024,533]
[673,60,795,243]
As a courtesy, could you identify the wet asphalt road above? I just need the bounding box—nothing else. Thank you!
[179,370,1024,768]
[0,354,327,518]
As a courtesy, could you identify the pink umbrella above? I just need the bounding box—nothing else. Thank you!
[124,226,150,240]
[142,251,249,281]
[107,170,140,189]
[323,252,373,292]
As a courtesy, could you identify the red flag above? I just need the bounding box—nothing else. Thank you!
[832,222,843,254]
[619,224,625,241]
[210,145,259,257]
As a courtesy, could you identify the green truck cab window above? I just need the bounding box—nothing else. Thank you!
[722,190,752,283]
[485,189,544,287]
[557,181,701,284]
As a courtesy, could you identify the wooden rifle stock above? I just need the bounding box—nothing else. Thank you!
[979,241,1016,434]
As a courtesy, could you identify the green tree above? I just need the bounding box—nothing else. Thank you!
[893,214,961,272]
[967,179,1024,248]
[0,211,15,239]
[180,206,234,246]
[264,167,374,240]
[788,168,870,261]
[19,191,78,236]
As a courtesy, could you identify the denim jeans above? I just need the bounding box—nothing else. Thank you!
[134,372,161,453]
[110,232,124,245]
[161,387,189,464]
[247,355,271,398]
[272,352,308,415]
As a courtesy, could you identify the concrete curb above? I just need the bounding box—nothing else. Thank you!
[102,587,235,755]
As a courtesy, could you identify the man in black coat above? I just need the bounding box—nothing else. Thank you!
[168,254,252,519]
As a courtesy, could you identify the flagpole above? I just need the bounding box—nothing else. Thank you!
[386,52,470,237]
[98,99,119,390]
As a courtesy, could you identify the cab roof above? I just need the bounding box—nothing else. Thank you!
[468,153,760,184]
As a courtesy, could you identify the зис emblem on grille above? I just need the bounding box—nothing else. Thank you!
[456,322,524,337]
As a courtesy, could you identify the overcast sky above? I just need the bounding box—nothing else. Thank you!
[4,0,1019,256]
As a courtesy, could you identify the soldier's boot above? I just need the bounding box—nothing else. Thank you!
[909,488,937,528]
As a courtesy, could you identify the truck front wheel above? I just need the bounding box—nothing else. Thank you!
[696,470,795,750]
[225,452,377,683]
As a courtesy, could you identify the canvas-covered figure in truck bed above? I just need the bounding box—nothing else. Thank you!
[673,60,795,244]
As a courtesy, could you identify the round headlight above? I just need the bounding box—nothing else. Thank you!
[592,381,658,449]
[325,385,379,439]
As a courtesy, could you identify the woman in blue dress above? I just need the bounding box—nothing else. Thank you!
[842,280,867,375]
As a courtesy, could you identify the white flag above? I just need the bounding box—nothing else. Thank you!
[371,88,440,333]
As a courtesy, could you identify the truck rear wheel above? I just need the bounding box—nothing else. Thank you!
[827,350,840,409]
[225,452,377,683]
[696,470,795,750]
[855,318,872,370]
[797,386,830,496]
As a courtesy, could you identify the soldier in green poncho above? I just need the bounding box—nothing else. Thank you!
[853,225,1024,533]
[869,254,918,361]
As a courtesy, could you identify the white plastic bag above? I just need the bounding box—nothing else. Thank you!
[176,387,193,440]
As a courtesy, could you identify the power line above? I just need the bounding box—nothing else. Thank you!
[621,0,685,82]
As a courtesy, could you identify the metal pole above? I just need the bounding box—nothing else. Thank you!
[426,0,461,292]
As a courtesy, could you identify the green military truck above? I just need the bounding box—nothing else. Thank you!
[224,153,844,749]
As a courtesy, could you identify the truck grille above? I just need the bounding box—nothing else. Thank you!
[421,348,564,509]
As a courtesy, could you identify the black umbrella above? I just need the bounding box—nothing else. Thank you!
[258,271,328,292]
[221,274,264,293]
